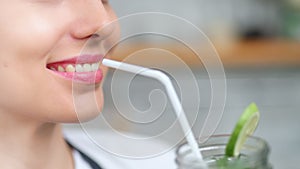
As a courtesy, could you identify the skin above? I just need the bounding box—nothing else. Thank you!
[0,0,119,168]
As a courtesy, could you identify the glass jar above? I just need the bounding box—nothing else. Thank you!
[175,135,272,169]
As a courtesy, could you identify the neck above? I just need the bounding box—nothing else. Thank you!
[0,112,74,169]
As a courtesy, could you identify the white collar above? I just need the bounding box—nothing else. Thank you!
[73,149,93,169]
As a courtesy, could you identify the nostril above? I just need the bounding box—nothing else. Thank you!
[71,21,114,40]
[70,4,113,40]
[87,33,100,39]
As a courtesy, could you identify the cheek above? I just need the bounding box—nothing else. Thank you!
[0,7,75,121]
[1,19,62,63]
[0,65,72,122]
[0,2,68,63]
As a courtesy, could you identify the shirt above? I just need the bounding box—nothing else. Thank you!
[64,129,177,169]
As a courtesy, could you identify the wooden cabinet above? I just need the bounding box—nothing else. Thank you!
[111,39,300,68]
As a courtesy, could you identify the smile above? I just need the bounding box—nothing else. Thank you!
[48,62,100,72]
[47,54,104,84]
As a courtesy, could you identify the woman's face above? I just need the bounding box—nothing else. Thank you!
[0,0,119,123]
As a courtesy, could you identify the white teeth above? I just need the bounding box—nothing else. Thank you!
[91,63,99,71]
[75,64,83,72]
[83,64,91,72]
[58,66,65,72]
[51,62,100,72]
[66,64,75,72]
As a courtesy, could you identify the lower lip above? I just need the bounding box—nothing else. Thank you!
[51,69,103,84]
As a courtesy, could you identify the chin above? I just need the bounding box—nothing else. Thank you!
[73,89,104,123]
[52,86,104,124]
[75,103,103,123]
[56,103,103,123]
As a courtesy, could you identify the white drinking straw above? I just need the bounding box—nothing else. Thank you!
[102,58,207,167]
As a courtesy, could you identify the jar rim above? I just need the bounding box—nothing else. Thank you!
[175,134,270,166]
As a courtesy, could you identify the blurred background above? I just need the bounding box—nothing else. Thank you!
[64,0,300,168]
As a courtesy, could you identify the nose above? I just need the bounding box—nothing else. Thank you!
[70,1,115,40]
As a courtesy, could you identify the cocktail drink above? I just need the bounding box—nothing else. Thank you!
[175,135,272,169]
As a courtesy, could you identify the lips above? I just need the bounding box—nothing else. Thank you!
[47,54,104,84]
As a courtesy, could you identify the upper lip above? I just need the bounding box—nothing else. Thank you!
[47,54,104,65]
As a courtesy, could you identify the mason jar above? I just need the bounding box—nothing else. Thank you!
[175,135,272,169]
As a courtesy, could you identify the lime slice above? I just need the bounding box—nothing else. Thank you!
[225,103,260,157]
